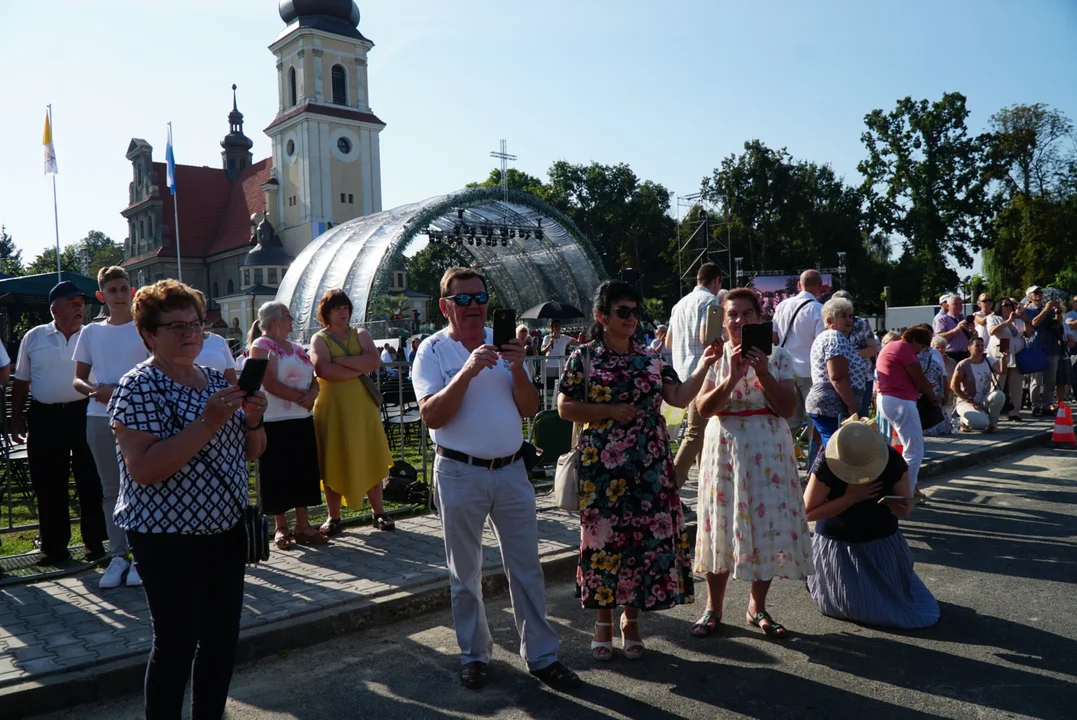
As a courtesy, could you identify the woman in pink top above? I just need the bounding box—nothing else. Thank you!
[875,326,939,493]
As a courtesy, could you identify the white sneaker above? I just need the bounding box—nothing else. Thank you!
[99,557,129,589]
[126,562,143,587]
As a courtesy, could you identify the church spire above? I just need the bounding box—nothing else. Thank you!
[221,83,254,182]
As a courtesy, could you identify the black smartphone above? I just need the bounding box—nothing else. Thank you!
[492,309,516,349]
[237,357,268,395]
[741,321,773,357]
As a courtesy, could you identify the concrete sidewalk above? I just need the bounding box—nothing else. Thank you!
[0,419,1057,718]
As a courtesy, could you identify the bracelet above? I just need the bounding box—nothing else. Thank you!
[245,418,265,431]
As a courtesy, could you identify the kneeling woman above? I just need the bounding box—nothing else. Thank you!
[804,419,939,629]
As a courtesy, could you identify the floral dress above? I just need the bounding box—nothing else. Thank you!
[559,340,694,611]
[694,345,813,581]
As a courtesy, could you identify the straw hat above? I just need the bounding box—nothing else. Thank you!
[824,417,889,485]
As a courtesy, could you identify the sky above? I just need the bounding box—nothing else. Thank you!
[2,0,1075,275]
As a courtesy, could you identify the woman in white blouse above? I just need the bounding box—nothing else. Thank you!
[987,297,1032,421]
[247,302,326,548]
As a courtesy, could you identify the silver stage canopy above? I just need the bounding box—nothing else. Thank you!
[276,187,608,338]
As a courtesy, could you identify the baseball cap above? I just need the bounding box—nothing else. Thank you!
[1026,285,1043,296]
[938,294,950,305]
[48,281,90,304]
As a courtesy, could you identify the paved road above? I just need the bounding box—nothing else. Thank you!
[32,448,1077,720]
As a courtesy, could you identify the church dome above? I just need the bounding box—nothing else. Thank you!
[278,1,367,41]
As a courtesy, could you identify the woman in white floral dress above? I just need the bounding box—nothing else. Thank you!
[690,288,813,639]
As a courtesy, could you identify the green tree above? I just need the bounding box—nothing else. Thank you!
[858,93,992,304]
[76,230,124,276]
[0,225,25,276]
[467,168,550,197]
[26,245,81,275]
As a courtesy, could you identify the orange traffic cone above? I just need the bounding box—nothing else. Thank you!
[891,429,904,454]
[1051,403,1076,446]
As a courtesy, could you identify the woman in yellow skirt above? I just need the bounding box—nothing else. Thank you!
[309,289,395,534]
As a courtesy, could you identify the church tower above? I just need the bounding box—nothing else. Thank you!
[266,0,385,259]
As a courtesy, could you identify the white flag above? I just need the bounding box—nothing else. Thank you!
[43,111,58,176]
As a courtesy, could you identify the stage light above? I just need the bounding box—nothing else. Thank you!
[501,238,508,247]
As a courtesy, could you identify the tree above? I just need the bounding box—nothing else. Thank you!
[987,103,1074,201]
[0,225,25,276]
[858,93,992,304]
[23,230,124,278]
[467,168,550,198]
[26,245,81,275]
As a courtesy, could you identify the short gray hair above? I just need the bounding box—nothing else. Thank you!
[821,297,854,323]
[831,290,853,301]
[516,324,528,335]
[931,335,947,351]
[257,301,289,329]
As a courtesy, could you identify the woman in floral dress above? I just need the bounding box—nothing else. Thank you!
[558,281,717,661]
[691,288,813,639]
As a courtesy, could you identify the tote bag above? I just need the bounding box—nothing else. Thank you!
[553,348,590,512]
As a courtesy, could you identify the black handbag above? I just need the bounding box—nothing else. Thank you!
[244,503,270,564]
[917,353,945,428]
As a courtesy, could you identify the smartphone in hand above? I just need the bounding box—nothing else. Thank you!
[704,305,724,345]
[877,495,922,506]
[237,357,268,396]
[492,309,516,349]
[741,321,773,357]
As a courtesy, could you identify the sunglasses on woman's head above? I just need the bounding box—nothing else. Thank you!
[444,291,489,307]
[610,305,641,319]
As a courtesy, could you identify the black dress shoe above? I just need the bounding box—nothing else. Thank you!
[530,661,581,692]
[83,547,108,563]
[460,661,488,689]
[40,550,71,566]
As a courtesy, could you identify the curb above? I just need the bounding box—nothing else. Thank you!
[0,430,1049,718]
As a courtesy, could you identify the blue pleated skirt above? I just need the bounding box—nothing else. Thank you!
[808,530,940,629]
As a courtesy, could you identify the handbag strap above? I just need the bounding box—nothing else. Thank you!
[318,328,356,357]
[570,346,592,446]
[780,299,815,348]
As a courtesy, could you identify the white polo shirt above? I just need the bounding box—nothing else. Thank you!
[72,320,150,417]
[412,327,527,459]
[772,291,825,378]
[194,333,236,374]
[13,322,88,404]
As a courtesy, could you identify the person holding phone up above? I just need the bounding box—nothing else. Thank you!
[803,418,939,629]
[691,289,812,640]
[987,297,1031,421]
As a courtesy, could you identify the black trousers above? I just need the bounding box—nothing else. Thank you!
[128,523,246,720]
[27,399,106,556]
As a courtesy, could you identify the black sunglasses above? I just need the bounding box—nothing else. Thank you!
[444,291,489,307]
[610,305,641,319]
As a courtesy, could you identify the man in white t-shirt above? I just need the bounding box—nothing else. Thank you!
[541,319,578,382]
[412,267,579,693]
[73,267,149,587]
[771,269,825,438]
[666,262,726,487]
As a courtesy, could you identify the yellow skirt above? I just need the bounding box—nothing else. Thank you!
[313,377,393,508]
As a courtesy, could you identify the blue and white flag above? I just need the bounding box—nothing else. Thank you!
[165,124,176,195]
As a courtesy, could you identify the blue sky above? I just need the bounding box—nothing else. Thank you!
[2,0,1075,271]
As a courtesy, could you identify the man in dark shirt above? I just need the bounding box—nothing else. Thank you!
[1024,286,1064,416]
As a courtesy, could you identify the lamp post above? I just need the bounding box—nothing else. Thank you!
[836,251,847,289]
[734,257,743,286]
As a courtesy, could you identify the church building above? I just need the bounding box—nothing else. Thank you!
[119,0,385,331]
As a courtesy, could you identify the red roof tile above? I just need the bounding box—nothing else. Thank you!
[149,163,234,259]
[206,158,273,257]
[264,103,385,132]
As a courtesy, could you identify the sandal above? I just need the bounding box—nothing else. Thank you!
[620,615,644,660]
[294,527,328,545]
[591,621,613,661]
[373,513,396,531]
[319,517,342,537]
[274,529,293,550]
[691,610,721,638]
[747,610,788,638]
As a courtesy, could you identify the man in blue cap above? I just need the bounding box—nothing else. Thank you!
[11,280,107,565]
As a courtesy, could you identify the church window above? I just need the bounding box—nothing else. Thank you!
[137,167,143,185]
[228,158,236,170]
[243,269,251,286]
[337,137,351,154]
[139,220,145,239]
[149,216,154,237]
[331,65,347,105]
[348,194,354,204]
[289,67,297,106]
[254,268,264,285]
[228,279,235,294]
[286,139,295,156]
[341,193,346,203]
[213,282,219,298]
[269,268,278,284]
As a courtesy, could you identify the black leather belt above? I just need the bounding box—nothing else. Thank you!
[30,398,89,411]
[436,444,525,471]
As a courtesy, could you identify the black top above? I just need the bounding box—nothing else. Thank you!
[812,447,908,543]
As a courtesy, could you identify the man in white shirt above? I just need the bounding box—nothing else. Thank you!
[771,269,825,436]
[666,263,726,487]
[413,267,579,693]
[541,319,578,384]
[650,325,667,351]
[72,267,149,587]
[380,343,394,365]
[12,281,106,565]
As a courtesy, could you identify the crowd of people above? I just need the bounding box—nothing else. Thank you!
[5,261,1075,714]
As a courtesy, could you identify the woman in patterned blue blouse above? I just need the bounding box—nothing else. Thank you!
[109,280,267,720]
[805,297,871,464]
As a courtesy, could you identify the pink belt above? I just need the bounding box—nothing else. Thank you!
[717,408,776,418]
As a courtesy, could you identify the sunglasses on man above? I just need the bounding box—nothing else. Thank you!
[444,292,489,307]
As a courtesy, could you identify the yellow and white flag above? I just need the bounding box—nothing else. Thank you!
[43,111,58,176]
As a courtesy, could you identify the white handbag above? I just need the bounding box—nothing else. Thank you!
[553,347,591,512]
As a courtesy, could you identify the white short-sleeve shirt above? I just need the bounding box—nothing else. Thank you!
[772,291,825,377]
[194,333,236,374]
[669,285,726,382]
[72,320,150,417]
[13,322,87,404]
[412,327,527,459]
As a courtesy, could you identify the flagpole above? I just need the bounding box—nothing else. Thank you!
[169,122,182,284]
[49,104,61,282]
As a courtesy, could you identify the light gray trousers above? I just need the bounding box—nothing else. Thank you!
[86,415,128,557]
[434,454,559,670]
